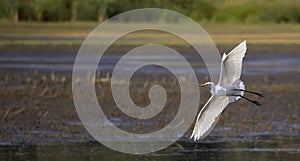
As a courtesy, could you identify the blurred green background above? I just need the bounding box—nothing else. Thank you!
[1,0,299,24]
[1,0,299,46]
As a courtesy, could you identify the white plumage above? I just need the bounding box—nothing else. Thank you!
[191,40,248,140]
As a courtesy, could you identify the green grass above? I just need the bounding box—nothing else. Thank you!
[0,21,96,36]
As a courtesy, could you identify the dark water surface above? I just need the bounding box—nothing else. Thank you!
[0,52,300,75]
[1,136,299,161]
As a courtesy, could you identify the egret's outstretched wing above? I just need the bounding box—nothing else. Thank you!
[219,41,247,87]
[191,96,230,140]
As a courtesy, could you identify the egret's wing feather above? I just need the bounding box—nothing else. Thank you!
[191,96,230,140]
[220,41,247,86]
[196,95,214,121]
[218,53,228,87]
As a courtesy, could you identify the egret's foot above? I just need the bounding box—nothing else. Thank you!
[257,93,264,97]
[232,94,262,106]
[252,100,262,106]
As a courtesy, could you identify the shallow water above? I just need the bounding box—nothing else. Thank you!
[1,115,299,160]
[0,52,299,75]
[1,137,299,161]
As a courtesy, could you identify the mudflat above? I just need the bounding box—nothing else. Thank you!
[0,44,299,144]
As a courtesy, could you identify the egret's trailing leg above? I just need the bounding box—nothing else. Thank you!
[233,89,264,97]
[232,94,262,106]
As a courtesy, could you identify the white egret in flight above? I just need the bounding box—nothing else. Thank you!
[191,40,264,141]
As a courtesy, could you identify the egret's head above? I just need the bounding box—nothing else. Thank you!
[199,82,214,88]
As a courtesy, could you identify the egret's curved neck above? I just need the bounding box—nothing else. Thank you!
[209,83,216,94]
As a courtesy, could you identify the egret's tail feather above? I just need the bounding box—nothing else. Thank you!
[237,80,245,90]
[230,80,244,103]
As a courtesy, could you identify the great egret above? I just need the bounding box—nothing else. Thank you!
[191,40,264,141]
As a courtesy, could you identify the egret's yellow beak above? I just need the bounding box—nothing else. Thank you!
[199,83,207,87]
